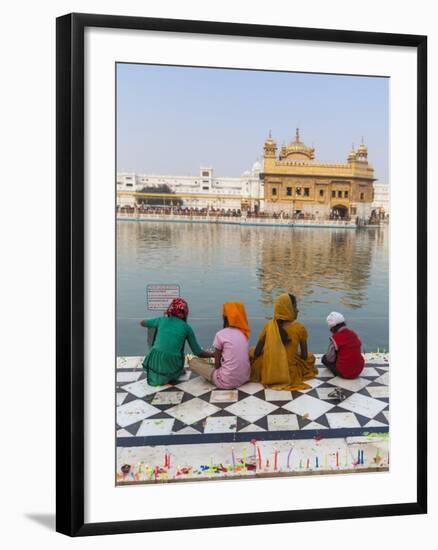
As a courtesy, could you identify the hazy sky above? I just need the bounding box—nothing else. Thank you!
[117,63,389,183]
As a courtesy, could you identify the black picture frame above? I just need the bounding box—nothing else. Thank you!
[56,12,427,537]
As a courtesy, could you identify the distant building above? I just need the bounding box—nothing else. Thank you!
[116,174,137,207]
[262,129,375,221]
[117,129,382,222]
[372,183,390,218]
[117,162,263,211]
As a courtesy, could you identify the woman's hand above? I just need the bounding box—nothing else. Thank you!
[214,348,222,369]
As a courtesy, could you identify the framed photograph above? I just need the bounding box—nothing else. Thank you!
[56,13,427,536]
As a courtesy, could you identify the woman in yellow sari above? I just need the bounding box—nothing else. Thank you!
[250,293,317,390]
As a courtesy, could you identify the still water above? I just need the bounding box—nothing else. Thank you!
[117,221,389,356]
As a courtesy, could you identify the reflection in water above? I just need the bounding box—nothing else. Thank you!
[117,221,389,356]
[256,228,377,308]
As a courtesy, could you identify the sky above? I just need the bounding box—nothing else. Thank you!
[117,63,389,183]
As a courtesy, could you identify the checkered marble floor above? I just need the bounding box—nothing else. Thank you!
[116,354,389,447]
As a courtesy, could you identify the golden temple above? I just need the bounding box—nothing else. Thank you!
[262,129,375,219]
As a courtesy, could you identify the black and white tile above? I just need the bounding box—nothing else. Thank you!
[116,355,390,446]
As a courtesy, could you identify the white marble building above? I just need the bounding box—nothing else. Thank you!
[372,183,390,216]
[117,162,264,211]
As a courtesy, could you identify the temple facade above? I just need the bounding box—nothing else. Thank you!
[262,129,375,220]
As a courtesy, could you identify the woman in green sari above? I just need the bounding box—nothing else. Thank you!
[140,297,213,386]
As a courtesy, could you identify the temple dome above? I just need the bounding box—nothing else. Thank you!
[263,130,277,158]
[281,128,315,160]
[356,140,368,160]
[348,146,357,161]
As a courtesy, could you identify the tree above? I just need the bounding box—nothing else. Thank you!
[137,185,183,206]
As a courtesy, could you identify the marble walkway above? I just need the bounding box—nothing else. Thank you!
[116,353,389,483]
[117,353,389,446]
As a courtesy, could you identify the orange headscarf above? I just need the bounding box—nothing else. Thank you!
[223,302,250,339]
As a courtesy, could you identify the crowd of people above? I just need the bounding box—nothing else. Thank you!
[118,204,243,217]
[117,204,327,221]
[140,295,365,391]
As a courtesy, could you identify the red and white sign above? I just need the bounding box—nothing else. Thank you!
[146,284,180,310]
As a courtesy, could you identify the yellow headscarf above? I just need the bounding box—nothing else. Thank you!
[273,293,297,322]
[223,302,250,339]
[262,293,297,386]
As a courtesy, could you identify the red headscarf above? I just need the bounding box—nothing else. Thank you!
[165,298,189,320]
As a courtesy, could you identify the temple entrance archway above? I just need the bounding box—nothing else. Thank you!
[331,204,349,219]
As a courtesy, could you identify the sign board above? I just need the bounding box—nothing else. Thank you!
[146,284,180,310]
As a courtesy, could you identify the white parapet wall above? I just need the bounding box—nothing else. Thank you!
[117,212,358,228]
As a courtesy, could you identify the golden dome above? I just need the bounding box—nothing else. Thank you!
[348,144,357,161]
[263,130,277,158]
[356,139,368,160]
[264,130,276,145]
[281,128,315,160]
[357,138,368,152]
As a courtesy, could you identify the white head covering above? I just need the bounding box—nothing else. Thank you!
[326,311,345,328]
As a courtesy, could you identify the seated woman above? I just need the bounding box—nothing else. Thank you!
[140,298,213,386]
[250,293,317,390]
[189,302,251,389]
